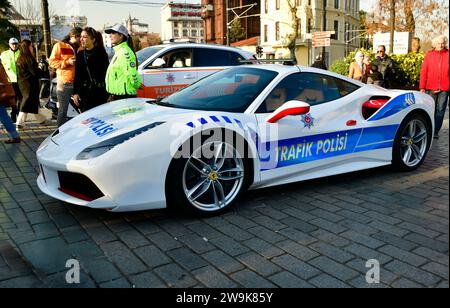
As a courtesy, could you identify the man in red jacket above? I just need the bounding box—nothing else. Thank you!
[420,35,449,139]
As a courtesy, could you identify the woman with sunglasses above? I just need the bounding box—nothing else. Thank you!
[104,24,141,101]
[72,27,109,112]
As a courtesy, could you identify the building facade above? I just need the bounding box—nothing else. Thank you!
[161,2,205,43]
[260,0,360,66]
[51,15,88,28]
[201,0,260,45]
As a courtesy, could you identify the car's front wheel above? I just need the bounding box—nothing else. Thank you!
[392,113,431,171]
[167,136,249,216]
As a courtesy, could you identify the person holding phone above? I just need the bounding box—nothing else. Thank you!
[49,27,81,127]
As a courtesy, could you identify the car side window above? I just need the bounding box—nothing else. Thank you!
[228,51,246,65]
[193,48,233,67]
[161,49,193,68]
[257,72,359,113]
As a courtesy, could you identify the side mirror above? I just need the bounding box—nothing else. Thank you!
[151,58,166,68]
[266,101,311,123]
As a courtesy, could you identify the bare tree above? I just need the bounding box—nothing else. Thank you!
[285,0,301,60]
[14,0,40,25]
[368,0,447,37]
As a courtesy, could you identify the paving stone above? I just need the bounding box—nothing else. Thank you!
[230,269,276,288]
[309,274,351,288]
[146,231,183,251]
[154,263,198,288]
[117,230,150,249]
[82,259,122,283]
[385,260,441,286]
[130,272,166,288]
[202,250,245,274]
[100,241,146,275]
[268,271,314,288]
[192,265,238,288]
[167,248,208,271]
[378,245,428,267]
[276,240,319,261]
[272,254,320,280]
[309,256,359,281]
[236,252,281,277]
[209,236,250,257]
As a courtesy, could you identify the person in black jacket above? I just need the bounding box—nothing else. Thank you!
[72,27,109,112]
[15,40,49,129]
[311,55,327,70]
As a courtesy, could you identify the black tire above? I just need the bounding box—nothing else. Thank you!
[166,129,251,216]
[392,112,431,171]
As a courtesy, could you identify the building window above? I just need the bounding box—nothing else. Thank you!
[276,0,280,10]
[307,18,311,33]
[183,21,187,27]
[308,0,311,5]
[174,22,178,28]
[296,0,301,6]
[334,0,339,9]
[264,25,268,42]
[182,29,188,37]
[200,30,204,37]
[265,0,268,13]
[297,19,301,36]
[174,29,179,37]
[191,29,197,37]
[333,20,339,40]
[275,22,280,41]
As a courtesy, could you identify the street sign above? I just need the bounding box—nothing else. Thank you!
[20,29,31,41]
[312,38,331,48]
[311,31,334,48]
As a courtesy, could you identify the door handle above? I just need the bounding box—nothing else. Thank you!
[184,74,196,80]
[346,120,357,126]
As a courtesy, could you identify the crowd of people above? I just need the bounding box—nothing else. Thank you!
[0,24,141,143]
[1,30,449,144]
[322,36,448,139]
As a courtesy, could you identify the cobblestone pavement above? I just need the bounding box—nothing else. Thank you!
[0,111,448,288]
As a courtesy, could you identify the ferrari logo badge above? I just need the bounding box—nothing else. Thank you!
[301,113,315,129]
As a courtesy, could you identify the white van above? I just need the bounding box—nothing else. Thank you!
[136,43,255,99]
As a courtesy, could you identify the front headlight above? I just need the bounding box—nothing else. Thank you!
[76,122,164,160]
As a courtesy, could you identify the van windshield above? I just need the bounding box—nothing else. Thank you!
[137,46,164,66]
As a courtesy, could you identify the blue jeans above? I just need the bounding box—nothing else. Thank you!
[0,106,19,139]
[56,82,74,127]
[428,91,449,135]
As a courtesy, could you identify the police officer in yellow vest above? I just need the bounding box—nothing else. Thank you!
[1,38,21,122]
[105,24,141,102]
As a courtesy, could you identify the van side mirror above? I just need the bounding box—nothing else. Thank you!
[266,101,311,123]
[151,58,166,68]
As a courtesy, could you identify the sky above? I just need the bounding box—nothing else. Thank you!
[12,0,377,33]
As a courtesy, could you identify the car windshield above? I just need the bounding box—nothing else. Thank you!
[157,67,278,112]
[137,46,164,65]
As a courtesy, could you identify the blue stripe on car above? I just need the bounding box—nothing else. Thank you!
[369,93,415,121]
[260,125,399,171]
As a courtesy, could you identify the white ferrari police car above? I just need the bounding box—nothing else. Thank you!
[36,65,435,215]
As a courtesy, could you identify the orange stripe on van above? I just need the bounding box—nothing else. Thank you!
[142,68,225,74]
[137,84,190,99]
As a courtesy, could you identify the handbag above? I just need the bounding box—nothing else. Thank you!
[84,51,105,91]
[0,65,16,108]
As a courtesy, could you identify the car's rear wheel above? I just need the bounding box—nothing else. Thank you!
[392,113,431,171]
[167,134,250,216]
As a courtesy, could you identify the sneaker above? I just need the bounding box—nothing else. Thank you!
[39,119,53,127]
[4,137,21,144]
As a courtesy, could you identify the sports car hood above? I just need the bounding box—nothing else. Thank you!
[51,98,193,149]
